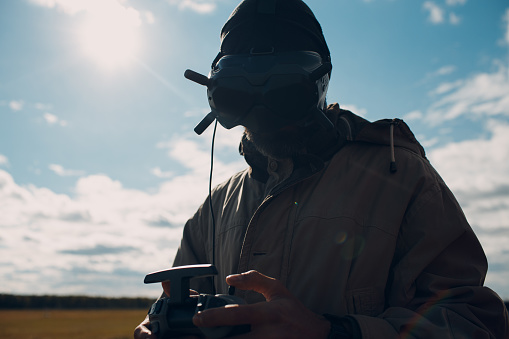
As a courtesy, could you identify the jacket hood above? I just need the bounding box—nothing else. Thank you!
[240,102,427,181]
[327,103,425,157]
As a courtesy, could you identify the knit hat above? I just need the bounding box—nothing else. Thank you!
[217,0,330,61]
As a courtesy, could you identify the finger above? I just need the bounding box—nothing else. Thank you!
[161,281,171,297]
[226,271,291,301]
[193,302,277,328]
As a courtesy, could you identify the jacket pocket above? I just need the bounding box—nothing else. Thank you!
[346,287,384,317]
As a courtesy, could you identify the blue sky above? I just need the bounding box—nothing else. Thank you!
[1,0,508,299]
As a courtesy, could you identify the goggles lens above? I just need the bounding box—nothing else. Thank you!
[207,51,327,130]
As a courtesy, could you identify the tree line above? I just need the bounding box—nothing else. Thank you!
[0,294,154,309]
[1,293,507,311]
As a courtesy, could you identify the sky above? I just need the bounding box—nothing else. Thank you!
[0,0,508,300]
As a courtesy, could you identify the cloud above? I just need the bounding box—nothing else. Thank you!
[403,110,423,121]
[412,10,509,297]
[429,79,464,96]
[449,12,461,25]
[60,244,138,256]
[505,8,509,46]
[428,121,509,298]
[144,11,155,24]
[0,130,246,297]
[445,0,467,5]
[43,113,67,126]
[423,1,463,25]
[9,100,24,111]
[151,167,174,179]
[167,0,217,14]
[430,121,509,199]
[0,169,185,296]
[0,154,8,167]
[423,1,444,24]
[49,164,86,177]
[29,0,143,26]
[425,64,509,124]
[341,104,368,117]
[35,102,53,111]
[434,65,457,76]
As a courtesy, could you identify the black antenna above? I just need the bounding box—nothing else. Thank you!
[184,69,217,135]
[194,112,216,135]
[184,69,210,87]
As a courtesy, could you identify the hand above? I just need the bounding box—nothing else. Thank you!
[134,315,156,339]
[134,284,201,339]
[133,315,201,339]
[192,271,331,339]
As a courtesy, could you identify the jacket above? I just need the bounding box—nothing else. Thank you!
[173,103,509,338]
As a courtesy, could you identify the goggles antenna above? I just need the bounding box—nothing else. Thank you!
[184,69,216,135]
[184,69,210,87]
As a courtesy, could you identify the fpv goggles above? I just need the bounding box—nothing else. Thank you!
[185,50,333,134]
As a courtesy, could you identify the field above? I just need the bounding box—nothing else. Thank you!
[0,309,148,339]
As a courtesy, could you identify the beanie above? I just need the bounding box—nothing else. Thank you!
[217,0,330,61]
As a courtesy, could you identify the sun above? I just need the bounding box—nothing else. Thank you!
[77,10,141,70]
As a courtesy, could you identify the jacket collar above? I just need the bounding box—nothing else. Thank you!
[239,103,351,183]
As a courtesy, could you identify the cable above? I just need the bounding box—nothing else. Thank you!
[209,120,218,294]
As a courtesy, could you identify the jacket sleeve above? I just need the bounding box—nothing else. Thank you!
[350,181,509,338]
[172,197,216,294]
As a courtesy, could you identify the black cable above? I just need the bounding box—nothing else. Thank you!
[209,120,218,294]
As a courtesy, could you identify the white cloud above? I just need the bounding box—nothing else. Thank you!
[0,131,246,297]
[49,164,86,177]
[423,1,444,24]
[434,65,457,76]
[504,8,509,46]
[35,102,53,110]
[445,0,466,6]
[151,167,174,178]
[0,154,8,167]
[144,11,155,24]
[168,0,217,14]
[9,100,24,111]
[423,2,464,25]
[425,64,509,124]
[430,121,509,198]
[341,104,368,117]
[449,12,461,25]
[43,112,58,124]
[30,0,142,25]
[403,110,423,121]
[429,79,464,96]
[428,120,509,298]
[43,112,67,126]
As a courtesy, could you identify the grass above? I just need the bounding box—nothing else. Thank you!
[0,309,148,339]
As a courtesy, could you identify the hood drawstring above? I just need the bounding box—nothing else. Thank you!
[390,119,398,173]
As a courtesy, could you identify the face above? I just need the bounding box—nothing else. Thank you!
[244,122,323,160]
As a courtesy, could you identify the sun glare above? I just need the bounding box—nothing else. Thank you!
[77,6,141,70]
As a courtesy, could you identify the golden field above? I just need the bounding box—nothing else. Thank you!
[0,309,148,339]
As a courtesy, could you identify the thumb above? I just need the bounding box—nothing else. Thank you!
[161,282,198,298]
[226,270,291,302]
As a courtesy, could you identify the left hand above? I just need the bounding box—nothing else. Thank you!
[192,270,331,339]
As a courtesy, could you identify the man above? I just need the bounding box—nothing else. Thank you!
[135,0,509,338]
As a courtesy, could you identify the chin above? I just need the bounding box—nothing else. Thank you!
[244,127,306,159]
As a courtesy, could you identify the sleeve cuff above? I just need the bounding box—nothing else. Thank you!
[323,314,362,339]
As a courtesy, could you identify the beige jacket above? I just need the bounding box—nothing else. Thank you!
[173,104,509,338]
